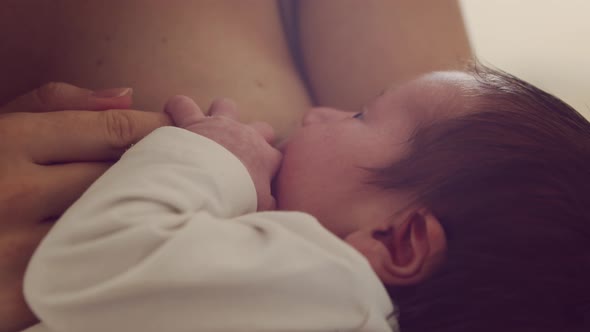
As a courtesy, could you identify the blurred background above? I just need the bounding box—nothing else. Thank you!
[459,0,590,118]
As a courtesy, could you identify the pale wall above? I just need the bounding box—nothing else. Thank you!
[460,0,590,118]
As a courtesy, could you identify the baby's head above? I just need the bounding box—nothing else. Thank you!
[274,64,590,331]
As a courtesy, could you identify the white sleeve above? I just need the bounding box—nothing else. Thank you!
[24,127,394,332]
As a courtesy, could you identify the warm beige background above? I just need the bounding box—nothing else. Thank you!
[459,0,590,118]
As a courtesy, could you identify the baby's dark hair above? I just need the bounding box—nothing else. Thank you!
[372,63,590,332]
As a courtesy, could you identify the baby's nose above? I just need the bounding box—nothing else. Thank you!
[302,107,347,126]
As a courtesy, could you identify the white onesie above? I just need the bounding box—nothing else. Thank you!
[23,127,398,332]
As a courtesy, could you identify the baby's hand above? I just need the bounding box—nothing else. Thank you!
[164,95,281,211]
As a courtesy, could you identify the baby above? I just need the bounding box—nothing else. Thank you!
[23,64,590,332]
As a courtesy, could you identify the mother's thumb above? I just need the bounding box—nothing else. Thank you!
[1,82,133,113]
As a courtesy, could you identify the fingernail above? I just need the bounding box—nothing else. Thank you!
[91,87,133,98]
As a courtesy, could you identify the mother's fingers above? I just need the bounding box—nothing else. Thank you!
[34,162,112,221]
[19,110,171,164]
[0,222,53,268]
[0,162,110,224]
[0,82,133,113]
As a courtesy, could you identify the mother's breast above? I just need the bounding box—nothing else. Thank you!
[0,0,311,140]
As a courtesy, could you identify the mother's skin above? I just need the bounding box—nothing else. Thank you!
[0,1,471,331]
[0,0,311,140]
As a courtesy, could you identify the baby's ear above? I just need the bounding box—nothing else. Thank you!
[344,208,447,286]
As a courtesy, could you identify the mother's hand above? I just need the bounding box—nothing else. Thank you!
[0,83,172,332]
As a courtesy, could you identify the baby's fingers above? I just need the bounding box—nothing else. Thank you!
[249,121,276,144]
[164,95,205,128]
[208,98,238,119]
[258,195,277,212]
